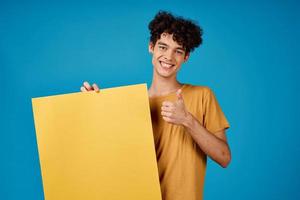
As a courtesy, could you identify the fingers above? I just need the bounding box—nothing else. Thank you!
[161,111,172,117]
[80,86,87,92]
[162,101,173,107]
[160,100,180,125]
[162,116,174,123]
[176,89,183,100]
[80,81,100,92]
[162,101,174,113]
[92,83,100,92]
[83,81,93,91]
[161,101,174,119]
[161,105,174,112]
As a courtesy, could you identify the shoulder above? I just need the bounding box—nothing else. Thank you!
[183,83,213,97]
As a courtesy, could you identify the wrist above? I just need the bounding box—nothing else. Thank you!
[182,111,194,128]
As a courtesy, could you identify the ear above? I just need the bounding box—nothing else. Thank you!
[149,42,154,54]
[183,52,190,62]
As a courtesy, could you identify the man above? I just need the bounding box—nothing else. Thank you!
[81,11,231,200]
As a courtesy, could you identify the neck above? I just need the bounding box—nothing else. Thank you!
[148,73,183,97]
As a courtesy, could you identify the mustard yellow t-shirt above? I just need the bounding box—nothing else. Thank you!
[149,84,230,200]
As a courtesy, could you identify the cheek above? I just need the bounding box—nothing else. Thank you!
[176,57,185,65]
[152,57,156,66]
[152,53,163,64]
[174,60,184,71]
[155,52,163,59]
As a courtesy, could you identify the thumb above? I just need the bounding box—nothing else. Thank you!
[176,89,184,102]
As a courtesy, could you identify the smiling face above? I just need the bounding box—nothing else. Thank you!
[149,33,189,79]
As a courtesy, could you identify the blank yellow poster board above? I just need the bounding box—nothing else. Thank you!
[32,83,162,200]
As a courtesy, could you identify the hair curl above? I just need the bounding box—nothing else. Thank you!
[148,11,203,53]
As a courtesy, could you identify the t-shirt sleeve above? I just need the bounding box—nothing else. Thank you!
[203,87,230,134]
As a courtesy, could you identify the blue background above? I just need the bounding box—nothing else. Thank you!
[1,0,299,199]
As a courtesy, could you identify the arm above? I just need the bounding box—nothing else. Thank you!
[161,89,231,168]
[183,112,231,168]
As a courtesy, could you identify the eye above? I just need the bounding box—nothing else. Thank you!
[159,46,167,51]
[176,50,184,55]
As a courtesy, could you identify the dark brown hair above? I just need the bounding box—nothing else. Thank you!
[148,11,203,53]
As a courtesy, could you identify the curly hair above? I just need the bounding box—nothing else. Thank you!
[148,11,203,53]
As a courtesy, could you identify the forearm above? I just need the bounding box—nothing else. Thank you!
[183,112,231,168]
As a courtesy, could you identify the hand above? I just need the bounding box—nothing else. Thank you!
[80,81,100,92]
[161,89,190,125]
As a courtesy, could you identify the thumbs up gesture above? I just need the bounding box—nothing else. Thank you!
[161,89,190,125]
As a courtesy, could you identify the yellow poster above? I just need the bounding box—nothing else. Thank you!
[32,83,161,200]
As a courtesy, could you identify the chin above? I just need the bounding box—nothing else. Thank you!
[157,70,175,78]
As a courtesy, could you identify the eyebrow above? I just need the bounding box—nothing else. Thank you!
[157,42,185,51]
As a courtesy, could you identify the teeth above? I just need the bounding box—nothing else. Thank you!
[160,61,173,68]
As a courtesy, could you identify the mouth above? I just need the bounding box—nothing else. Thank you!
[159,61,175,70]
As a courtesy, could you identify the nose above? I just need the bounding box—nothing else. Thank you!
[163,49,174,61]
